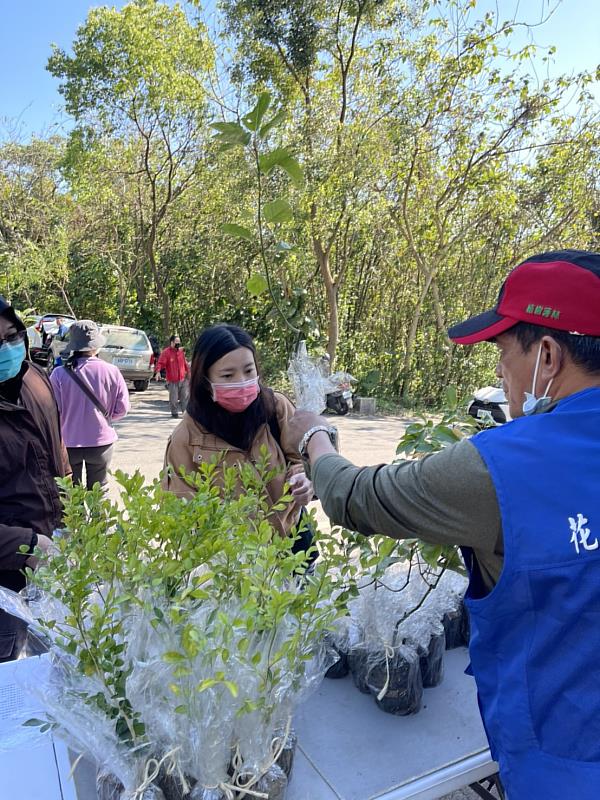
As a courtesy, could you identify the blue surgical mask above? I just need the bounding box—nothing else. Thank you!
[0,340,26,383]
[522,343,554,415]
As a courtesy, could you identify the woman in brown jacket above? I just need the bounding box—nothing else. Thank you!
[162,324,313,538]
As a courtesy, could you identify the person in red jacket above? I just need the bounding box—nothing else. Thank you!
[154,334,190,418]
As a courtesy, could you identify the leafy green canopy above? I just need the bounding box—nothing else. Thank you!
[48,0,212,125]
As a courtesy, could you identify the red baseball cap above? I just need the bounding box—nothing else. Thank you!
[448,250,600,344]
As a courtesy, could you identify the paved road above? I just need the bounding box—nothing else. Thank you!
[107,385,496,800]
[107,384,413,501]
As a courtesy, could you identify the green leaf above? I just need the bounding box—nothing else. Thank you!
[196,678,218,693]
[257,147,289,174]
[246,274,268,296]
[276,156,304,188]
[211,122,251,146]
[242,92,272,131]
[258,148,305,188]
[163,650,185,663]
[220,223,254,241]
[224,680,238,698]
[258,110,286,139]
[263,198,293,224]
[23,718,47,728]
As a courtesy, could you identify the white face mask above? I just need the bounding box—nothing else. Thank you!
[522,343,554,415]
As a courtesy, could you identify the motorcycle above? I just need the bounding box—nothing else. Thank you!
[467,385,511,426]
[325,372,357,415]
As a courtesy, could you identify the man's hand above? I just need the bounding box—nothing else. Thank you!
[287,472,314,506]
[280,410,329,454]
[25,534,53,570]
[154,373,161,382]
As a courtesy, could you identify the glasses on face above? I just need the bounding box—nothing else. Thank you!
[0,330,27,348]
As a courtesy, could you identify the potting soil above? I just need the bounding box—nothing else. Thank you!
[367,647,423,716]
[347,647,372,694]
[253,762,288,800]
[325,645,349,679]
[419,630,445,688]
[96,771,167,800]
[96,770,125,800]
[156,762,189,800]
[274,726,298,778]
[442,607,464,649]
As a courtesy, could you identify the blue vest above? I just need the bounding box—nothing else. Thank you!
[465,388,600,799]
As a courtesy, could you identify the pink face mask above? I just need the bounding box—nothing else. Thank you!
[211,377,260,413]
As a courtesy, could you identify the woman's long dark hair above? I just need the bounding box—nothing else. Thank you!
[187,324,277,451]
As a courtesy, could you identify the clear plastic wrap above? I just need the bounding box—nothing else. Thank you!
[419,628,446,688]
[0,463,350,800]
[0,579,331,800]
[287,340,355,415]
[342,557,468,714]
[287,341,331,413]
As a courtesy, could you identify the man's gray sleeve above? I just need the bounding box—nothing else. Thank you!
[311,438,502,554]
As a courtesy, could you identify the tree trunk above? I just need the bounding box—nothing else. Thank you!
[431,278,454,388]
[118,273,126,325]
[59,285,76,318]
[313,237,339,367]
[399,271,435,399]
[146,230,171,338]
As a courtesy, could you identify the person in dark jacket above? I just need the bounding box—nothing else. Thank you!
[0,298,71,661]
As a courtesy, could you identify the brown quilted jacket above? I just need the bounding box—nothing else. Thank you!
[162,391,304,535]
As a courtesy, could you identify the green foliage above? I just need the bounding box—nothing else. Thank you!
[390,385,480,576]
[29,454,363,743]
[47,1,212,124]
[396,385,479,457]
[1,0,598,399]
[356,368,381,397]
[212,90,314,339]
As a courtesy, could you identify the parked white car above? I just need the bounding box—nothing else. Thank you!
[467,385,511,426]
[97,325,154,391]
[26,314,76,370]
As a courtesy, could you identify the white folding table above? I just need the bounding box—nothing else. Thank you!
[0,648,497,800]
[287,648,497,800]
[0,655,76,800]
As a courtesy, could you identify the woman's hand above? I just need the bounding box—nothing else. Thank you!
[287,471,314,507]
[25,534,53,570]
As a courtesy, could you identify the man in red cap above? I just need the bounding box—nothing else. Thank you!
[282,250,600,799]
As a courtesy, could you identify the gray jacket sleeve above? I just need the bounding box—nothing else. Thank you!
[312,437,503,555]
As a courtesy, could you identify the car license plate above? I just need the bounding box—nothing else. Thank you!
[115,357,135,367]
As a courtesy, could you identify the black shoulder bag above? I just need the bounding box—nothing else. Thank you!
[63,364,111,421]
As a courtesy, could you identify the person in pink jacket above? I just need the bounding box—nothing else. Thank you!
[50,320,129,490]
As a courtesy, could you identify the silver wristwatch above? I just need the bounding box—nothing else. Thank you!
[298,425,338,458]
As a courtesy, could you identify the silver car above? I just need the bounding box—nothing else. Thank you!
[97,325,154,391]
[27,314,76,370]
